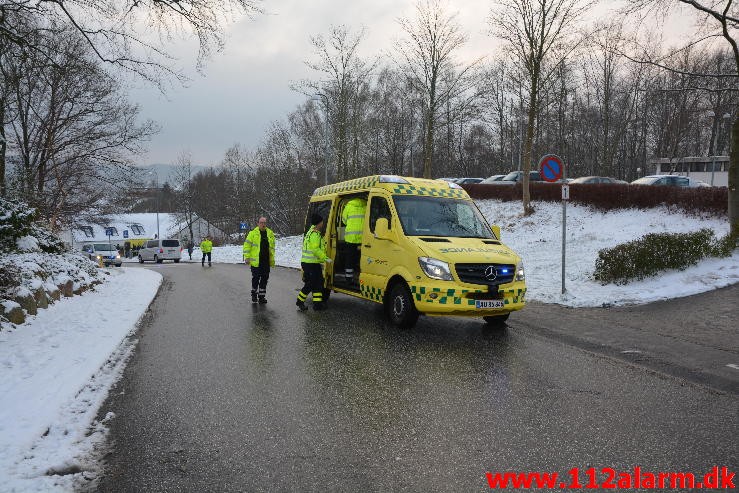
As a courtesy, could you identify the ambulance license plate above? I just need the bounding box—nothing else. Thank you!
[475,300,505,309]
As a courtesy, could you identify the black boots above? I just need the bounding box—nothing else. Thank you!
[296,300,308,311]
[258,296,267,304]
[251,291,258,303]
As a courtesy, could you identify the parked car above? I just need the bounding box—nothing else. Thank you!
[630,175,711,188]
[455,177,484,184]
[81,243,122,267]
[138,238,182,263]
[570,176,628,185]
[437,177,459,183]
[480,174,507,183]
[485,170,543,184]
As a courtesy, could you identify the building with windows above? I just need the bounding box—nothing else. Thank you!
[650,156,729,186]
[61,213,225,256]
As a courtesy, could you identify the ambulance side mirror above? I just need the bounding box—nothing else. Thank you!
[374,218,391,240]
[491,224,501,241]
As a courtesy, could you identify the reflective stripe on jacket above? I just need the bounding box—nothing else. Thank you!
[301,226,327,264]
[200,239,213,253]
[243,227,276,267]
[342,198,366,244]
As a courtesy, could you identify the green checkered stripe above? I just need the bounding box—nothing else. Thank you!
[391,185,466,198]
[314,176,380,196]
[410,285,527,306]
[360,284,384,302]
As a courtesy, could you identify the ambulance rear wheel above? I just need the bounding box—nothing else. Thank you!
[386,282,418,329]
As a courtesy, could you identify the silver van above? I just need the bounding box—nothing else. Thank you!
[138,239,182,263]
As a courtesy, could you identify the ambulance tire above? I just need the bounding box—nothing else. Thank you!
[483,313,510,328]
[386,282,418,329]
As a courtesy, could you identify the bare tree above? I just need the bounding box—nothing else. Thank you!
[489,0,594,214]
[396,0,482,179]
[2,25,156,229]
[0,0,263,84]
[622,0,739,240]
[294,25,376,181]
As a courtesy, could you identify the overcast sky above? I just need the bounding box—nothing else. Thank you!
[128,0,686,167]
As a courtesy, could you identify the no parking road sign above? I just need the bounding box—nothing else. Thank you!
[538,154,564,182]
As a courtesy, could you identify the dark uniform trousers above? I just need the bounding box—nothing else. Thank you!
[298,262,324,306]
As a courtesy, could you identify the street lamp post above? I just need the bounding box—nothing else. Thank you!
[146,169,160,239]
[311,94,330,185]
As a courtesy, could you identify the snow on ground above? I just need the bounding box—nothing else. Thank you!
[0,268,161,492]
[475,200,739,306]
[1,200,738,491]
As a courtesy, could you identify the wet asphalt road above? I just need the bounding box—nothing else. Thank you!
[95,263,738,492]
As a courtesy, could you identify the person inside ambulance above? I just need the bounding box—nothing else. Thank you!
[341,196,366,284]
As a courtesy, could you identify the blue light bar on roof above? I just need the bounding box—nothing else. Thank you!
[379,175,410,184]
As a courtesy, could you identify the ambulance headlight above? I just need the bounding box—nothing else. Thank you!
[419,257,453,281]
[516,262,525,281]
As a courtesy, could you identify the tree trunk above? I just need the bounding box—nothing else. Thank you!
[0,98,5,197]
[423,112,434,179]
[522,75,538,216]
[730,117,738,242]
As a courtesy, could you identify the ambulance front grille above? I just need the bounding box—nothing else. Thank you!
[455,263,516,286]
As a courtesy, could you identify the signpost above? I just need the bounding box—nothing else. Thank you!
[538,154,568,294]
[239,222,248,231]
[105,227,114,267]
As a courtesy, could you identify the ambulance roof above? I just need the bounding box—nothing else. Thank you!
[312,175,469,199]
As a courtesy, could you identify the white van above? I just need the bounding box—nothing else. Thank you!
[138,239,182,263]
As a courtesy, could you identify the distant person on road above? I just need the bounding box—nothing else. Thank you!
[243,216,276,304]
[186,240,194,260]
[200,235,213,267]
[296,214,331,311]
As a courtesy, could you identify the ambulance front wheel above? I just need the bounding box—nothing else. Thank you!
[386,282,418,329]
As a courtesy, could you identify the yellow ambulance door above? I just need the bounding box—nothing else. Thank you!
[360,193,395,296]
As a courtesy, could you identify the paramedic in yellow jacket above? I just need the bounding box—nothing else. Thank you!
[341,196,366,282]
[296,214,331,311]
[243,217,276,303]
[200,235,213,267]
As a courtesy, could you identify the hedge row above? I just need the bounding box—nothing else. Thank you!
[463,183,728,215]
[592,228,733,285]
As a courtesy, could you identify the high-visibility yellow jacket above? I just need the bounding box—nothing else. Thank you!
[342,197,367,244]
[301,226,327,264]
[200,239,213,253]
[243,227,276,267]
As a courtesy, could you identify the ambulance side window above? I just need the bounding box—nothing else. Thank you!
[369,196,391,233]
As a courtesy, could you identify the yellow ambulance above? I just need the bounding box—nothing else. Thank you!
[305,175,526,328]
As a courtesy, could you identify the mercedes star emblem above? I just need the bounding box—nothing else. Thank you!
[484,265,497,281]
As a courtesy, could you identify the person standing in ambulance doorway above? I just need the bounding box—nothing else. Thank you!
[243,216,276,304]
[297,214,331,311]
[341,197,366,284]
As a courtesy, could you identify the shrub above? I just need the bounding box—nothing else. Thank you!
[0,198,65,254]
[592,228,732,285]
[463,182,728,215]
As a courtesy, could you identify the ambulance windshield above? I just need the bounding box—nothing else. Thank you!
[392,196,495,238]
